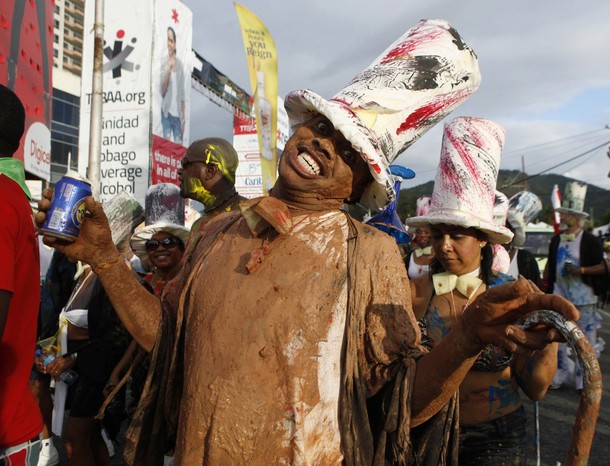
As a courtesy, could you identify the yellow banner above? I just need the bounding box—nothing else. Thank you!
[234,2,278,194]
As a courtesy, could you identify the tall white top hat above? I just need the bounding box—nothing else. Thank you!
[555,181,588,217]
[406,117,513,244]
[131,183,191,265]
[415,195,432,217]
[507,191,542,247]
[284,19,480,211]
[144,183,185,226]
[102,191,144,246]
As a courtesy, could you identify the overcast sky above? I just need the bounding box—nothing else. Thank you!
[181,0,610,192]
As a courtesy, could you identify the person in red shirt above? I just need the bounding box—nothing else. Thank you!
[0,84,44,465]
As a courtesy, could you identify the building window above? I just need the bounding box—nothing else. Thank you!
[51,89,81,179]
[54,19,59,29]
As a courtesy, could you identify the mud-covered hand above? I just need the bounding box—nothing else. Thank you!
[35,189,119,269]
[461,278,580,356]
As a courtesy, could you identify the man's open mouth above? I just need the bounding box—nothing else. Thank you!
[296,151,321,176]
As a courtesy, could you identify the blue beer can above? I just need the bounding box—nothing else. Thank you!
[41,173,92,241]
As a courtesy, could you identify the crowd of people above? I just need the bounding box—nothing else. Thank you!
[1,17,605,466]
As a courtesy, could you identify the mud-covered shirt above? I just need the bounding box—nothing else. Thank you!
[127,205,423,465]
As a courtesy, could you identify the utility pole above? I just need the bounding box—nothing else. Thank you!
[521,155,527,190]
[86,0,104,198]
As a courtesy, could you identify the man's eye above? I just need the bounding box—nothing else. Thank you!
[342,148,357,162]
[316,120,331,135]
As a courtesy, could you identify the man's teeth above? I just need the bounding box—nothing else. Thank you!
[297,152,320,175]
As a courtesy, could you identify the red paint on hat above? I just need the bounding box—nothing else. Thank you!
[380,28,444,64]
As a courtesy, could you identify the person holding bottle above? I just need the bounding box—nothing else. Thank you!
[39,261,129,466]
[40,194,142,465]
[545,182,605,391]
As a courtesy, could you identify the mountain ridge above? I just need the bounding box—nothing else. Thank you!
[395,170,610,226]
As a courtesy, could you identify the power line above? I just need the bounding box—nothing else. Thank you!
[503,128,608,156]
[515,136,608,170]
[500,138,610,189]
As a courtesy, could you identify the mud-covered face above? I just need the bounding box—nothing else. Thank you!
[277,115,372,206]
[431,225,487,276]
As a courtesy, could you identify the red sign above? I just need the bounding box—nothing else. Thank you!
[151,135,186,185]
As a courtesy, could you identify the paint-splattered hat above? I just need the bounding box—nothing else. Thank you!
[491,191,511,272]
[130,183,190,263]
[416,196,432,217]
[492,191,509,227]
[507,191,542,247]
[554,181,589,218]
[407,195,432,234]
[406,117,513,244]
[102,191,144,246]
[284,19,480,211]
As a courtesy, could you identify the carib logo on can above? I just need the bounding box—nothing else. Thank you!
[41,172,92,241]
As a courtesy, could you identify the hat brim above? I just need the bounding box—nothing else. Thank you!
[130,222,191,263]
[506,211,526,247]
[406,212,514,245]
[554,207,589,218]
[284,89,394,211]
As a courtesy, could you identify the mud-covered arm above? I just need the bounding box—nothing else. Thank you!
[36,191,161,350]
[411,319,480,426]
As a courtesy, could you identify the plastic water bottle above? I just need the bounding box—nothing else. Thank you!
[36,350,79,386]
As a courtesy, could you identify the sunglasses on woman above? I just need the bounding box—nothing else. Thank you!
[145,237,181,252]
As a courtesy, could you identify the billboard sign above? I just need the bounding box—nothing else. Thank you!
[78,0,153,203]
[0,0,53,180]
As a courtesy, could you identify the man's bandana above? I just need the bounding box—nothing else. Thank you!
[0,157,31,199]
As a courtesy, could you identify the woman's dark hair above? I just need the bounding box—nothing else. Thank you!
[167,26,177,51]
[428,230,495,285]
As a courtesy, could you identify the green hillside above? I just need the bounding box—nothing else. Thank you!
[395,170,610,226]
